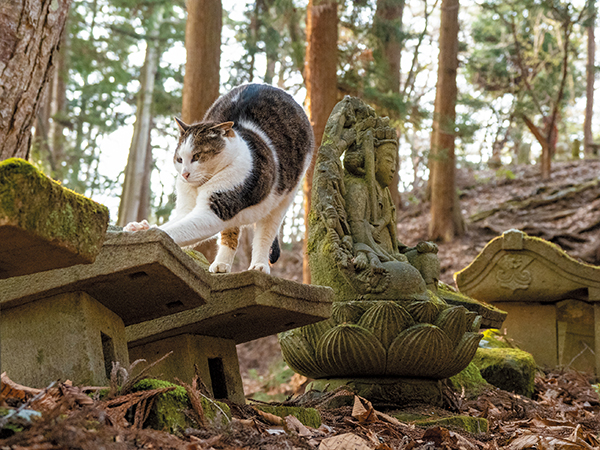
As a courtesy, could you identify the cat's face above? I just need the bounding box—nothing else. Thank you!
[173,119,235,187]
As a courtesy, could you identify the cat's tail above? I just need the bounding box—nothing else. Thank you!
[269,237,280,264]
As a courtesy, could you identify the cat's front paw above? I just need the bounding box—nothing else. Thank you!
[209,262,231,273]
[249,262,270,274]
[124,220,151,232]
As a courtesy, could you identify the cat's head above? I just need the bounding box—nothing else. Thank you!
[173,118,236,186]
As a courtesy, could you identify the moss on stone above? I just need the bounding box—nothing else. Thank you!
[0,158,108,260]
[472,347,537,397]
[391,412,488,433]
[183,249,211,270]
[449,362,489,398]
[253,405,322,428]
[414,415,489,433]
[133,379,231,434]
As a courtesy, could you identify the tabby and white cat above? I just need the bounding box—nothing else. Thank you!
[124,84,314,274]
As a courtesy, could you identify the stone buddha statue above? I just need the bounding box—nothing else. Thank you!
[279,97,483,405]
[308,98,440,301]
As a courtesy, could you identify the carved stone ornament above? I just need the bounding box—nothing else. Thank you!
[495,254,533,292]
[279,97,483,397]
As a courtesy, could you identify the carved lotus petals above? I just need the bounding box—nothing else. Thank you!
[300,319,335,350]
[332,301,367,324]
[279,329,326,379]
[357,301,414,349]
[435,332,483,379]
[464,311,478,330]
[316,324,387,376]
[435,306,469,346]
[406,299,442,324]
[386,324,453,377]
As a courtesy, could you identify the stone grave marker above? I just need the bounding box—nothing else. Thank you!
[456,229,600,374]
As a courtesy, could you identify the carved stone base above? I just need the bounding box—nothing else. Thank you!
[307,377,443,407]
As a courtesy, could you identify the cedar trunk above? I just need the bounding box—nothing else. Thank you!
[0,0,71,161]
[182,0,222,123]
[303,0,339,283]
[374,0,405,214]
[585,13,595,157]
[428,0,464,242]
[181,0,222,262]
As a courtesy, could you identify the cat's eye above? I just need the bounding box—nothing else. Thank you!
[192,154,200,162]
[176,156,182,163]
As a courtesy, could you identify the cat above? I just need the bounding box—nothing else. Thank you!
[124,84,314,274]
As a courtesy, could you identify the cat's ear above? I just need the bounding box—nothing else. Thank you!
[174,117,190,135]
[211,121,235,138]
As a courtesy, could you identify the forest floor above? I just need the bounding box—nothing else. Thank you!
[3,159,600,449]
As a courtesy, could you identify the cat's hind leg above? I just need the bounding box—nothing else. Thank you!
[249,193,294,274]
[209,227,240,273]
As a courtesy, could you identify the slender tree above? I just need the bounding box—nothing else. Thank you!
[584,2,596,157]
[303,0,339,283]
[428,0,465,242]
[0,0,71,161]
[118,4,165,226]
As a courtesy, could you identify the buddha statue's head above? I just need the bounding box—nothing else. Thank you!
[374,140,398,188]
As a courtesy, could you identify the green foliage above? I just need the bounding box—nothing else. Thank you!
[464,0,589,160]
[224,0,307,90]
[31,0,185,220]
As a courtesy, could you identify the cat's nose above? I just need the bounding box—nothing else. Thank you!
[182,172,190,180]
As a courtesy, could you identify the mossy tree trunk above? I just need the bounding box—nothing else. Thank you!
[428,0,465,243]
[0,0,71,161]
[303,0,339,284]
[180,0,223,262]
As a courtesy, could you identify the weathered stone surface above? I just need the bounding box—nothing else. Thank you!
[449,362,489,398]
[308,377,443,407]
[456,229,600,375]
[126,269,334,346]
[0,158,109,279]
[0,291,129,388]
[390,412,489,433]
[128,334,245,404]
[0,229,211,325]
[1,226,334,401]
[455,229,600,303]
[473,347,537,397]
[438,283,507,329]
[281,97,500,405]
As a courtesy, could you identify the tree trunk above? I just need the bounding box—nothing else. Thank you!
[303,0,339,283]
[374,0,405,215]
[117,5,164,226]
[182,0,222,123]
[181,0,222,262]
[374,0,405,94]
[585,9,595,157]
[0,0,71,161]
[428,0,465,242]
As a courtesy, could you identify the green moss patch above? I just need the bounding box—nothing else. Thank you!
[253,405,322,428]
[472,347,537,397]
[0,158,109,277]
[449,361,489,398]
[133,379,231,434]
